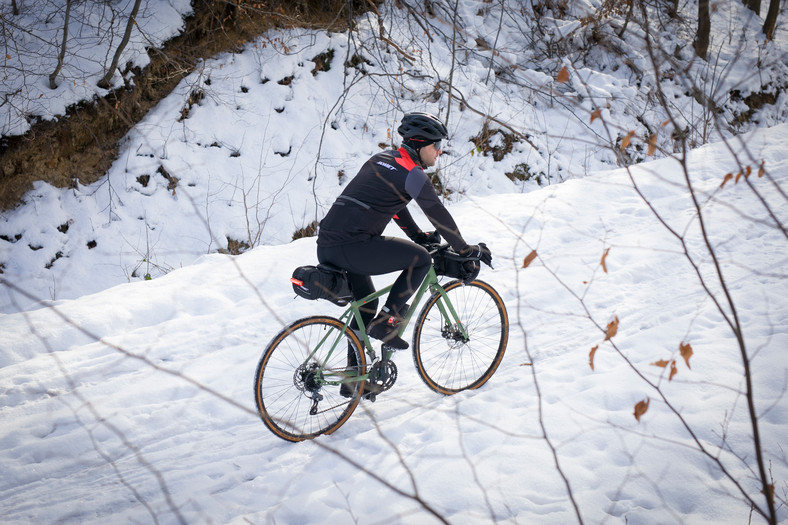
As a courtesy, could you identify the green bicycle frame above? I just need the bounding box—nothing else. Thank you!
[302,266,469,388]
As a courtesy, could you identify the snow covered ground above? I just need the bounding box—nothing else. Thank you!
[1,1,787,523]
[1,123,786,523]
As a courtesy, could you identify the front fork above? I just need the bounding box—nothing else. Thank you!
[428,280,469,342]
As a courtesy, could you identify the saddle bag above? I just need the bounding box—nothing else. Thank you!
[291,264,352,306]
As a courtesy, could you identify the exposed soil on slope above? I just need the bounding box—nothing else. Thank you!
[0,0,365,211]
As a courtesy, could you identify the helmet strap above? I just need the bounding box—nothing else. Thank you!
[401,141,428,169]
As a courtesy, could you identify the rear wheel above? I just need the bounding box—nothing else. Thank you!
[412,280,508,394]
[254,316,366,441]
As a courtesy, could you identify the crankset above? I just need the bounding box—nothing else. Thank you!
[368,359,398,393]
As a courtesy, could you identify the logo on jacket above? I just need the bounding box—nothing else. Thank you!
[376,161,397,171]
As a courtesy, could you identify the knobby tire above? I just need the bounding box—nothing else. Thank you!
[412,279,508,394]
[253,316,366,442]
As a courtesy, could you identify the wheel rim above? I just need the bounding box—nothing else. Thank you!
[414,281,507,393]
[256,318,364,441]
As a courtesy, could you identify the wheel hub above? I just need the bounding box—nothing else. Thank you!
[441,323,469,343]
[294,362,322,392]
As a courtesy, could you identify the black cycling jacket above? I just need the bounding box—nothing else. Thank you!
[317,146,467,252]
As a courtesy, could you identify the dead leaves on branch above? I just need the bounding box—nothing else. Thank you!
[651,358,679,381]
[600,247,611,273]
[589,345,599,371]
[556,65,570,83]
[522,250,538,269]
[586,113,672,156]
[604,316,619,341]
[720,161,766,188]
[647,133,658,156]
[633,398,650,422]
[679,342,693,368]
[620,130,635,150]
[588,316,619,371]
[628,342,694,422]
[587,318,696,423]
[649,341,693,383]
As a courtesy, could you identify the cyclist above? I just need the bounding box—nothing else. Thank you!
[317,112,491,358]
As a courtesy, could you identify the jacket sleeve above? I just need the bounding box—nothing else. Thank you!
[404,168,468,252]
[393,207,422,240]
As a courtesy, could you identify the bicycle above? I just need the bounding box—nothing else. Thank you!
[253,243,509,442]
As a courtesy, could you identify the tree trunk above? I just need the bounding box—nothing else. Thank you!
[743,0,761,14]
[49,0,73,89]
[97,0,143,89]
[763,0,780,40]
[694,0,710,60]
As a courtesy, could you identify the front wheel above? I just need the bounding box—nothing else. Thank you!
[253,316,366,442]
[412,279,508,394]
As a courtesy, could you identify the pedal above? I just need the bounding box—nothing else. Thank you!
[362,382,382,402]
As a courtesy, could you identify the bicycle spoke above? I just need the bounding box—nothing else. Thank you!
[413,280,508,394]
[253,316,365,441]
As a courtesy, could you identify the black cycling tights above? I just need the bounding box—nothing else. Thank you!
[317,236,431,329]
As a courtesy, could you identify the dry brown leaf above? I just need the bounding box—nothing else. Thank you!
[590,108,602,123]
[758,160,765,177]
[556,65,570,83]
[633,398,650,422]
[745,165,752,177]
[522,250,538,269]
[679,342,693,369]
[604,316,619,341]
[589,345,599,371]
[650,359,670,368]
[669,360,678,381]
[620,131,635,150]
[647,133,658,156]
[600,248,611,273]
[735,170,744,183]
[763,483,775,504]
[720,173,733,188]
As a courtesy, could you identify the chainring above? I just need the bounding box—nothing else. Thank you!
[369,359,398,392]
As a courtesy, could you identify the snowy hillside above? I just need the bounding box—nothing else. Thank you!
[2,0,788,313]
[0,124,785,524]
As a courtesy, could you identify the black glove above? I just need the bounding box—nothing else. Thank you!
[413,231,441,246]
[460,260,481,284]
[461,242,492,266]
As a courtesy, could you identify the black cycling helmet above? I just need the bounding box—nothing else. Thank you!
[397,112,448,142]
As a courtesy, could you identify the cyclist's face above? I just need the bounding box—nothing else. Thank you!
[419,142,443,167]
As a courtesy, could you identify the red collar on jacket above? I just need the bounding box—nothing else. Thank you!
[395,146,421,170]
